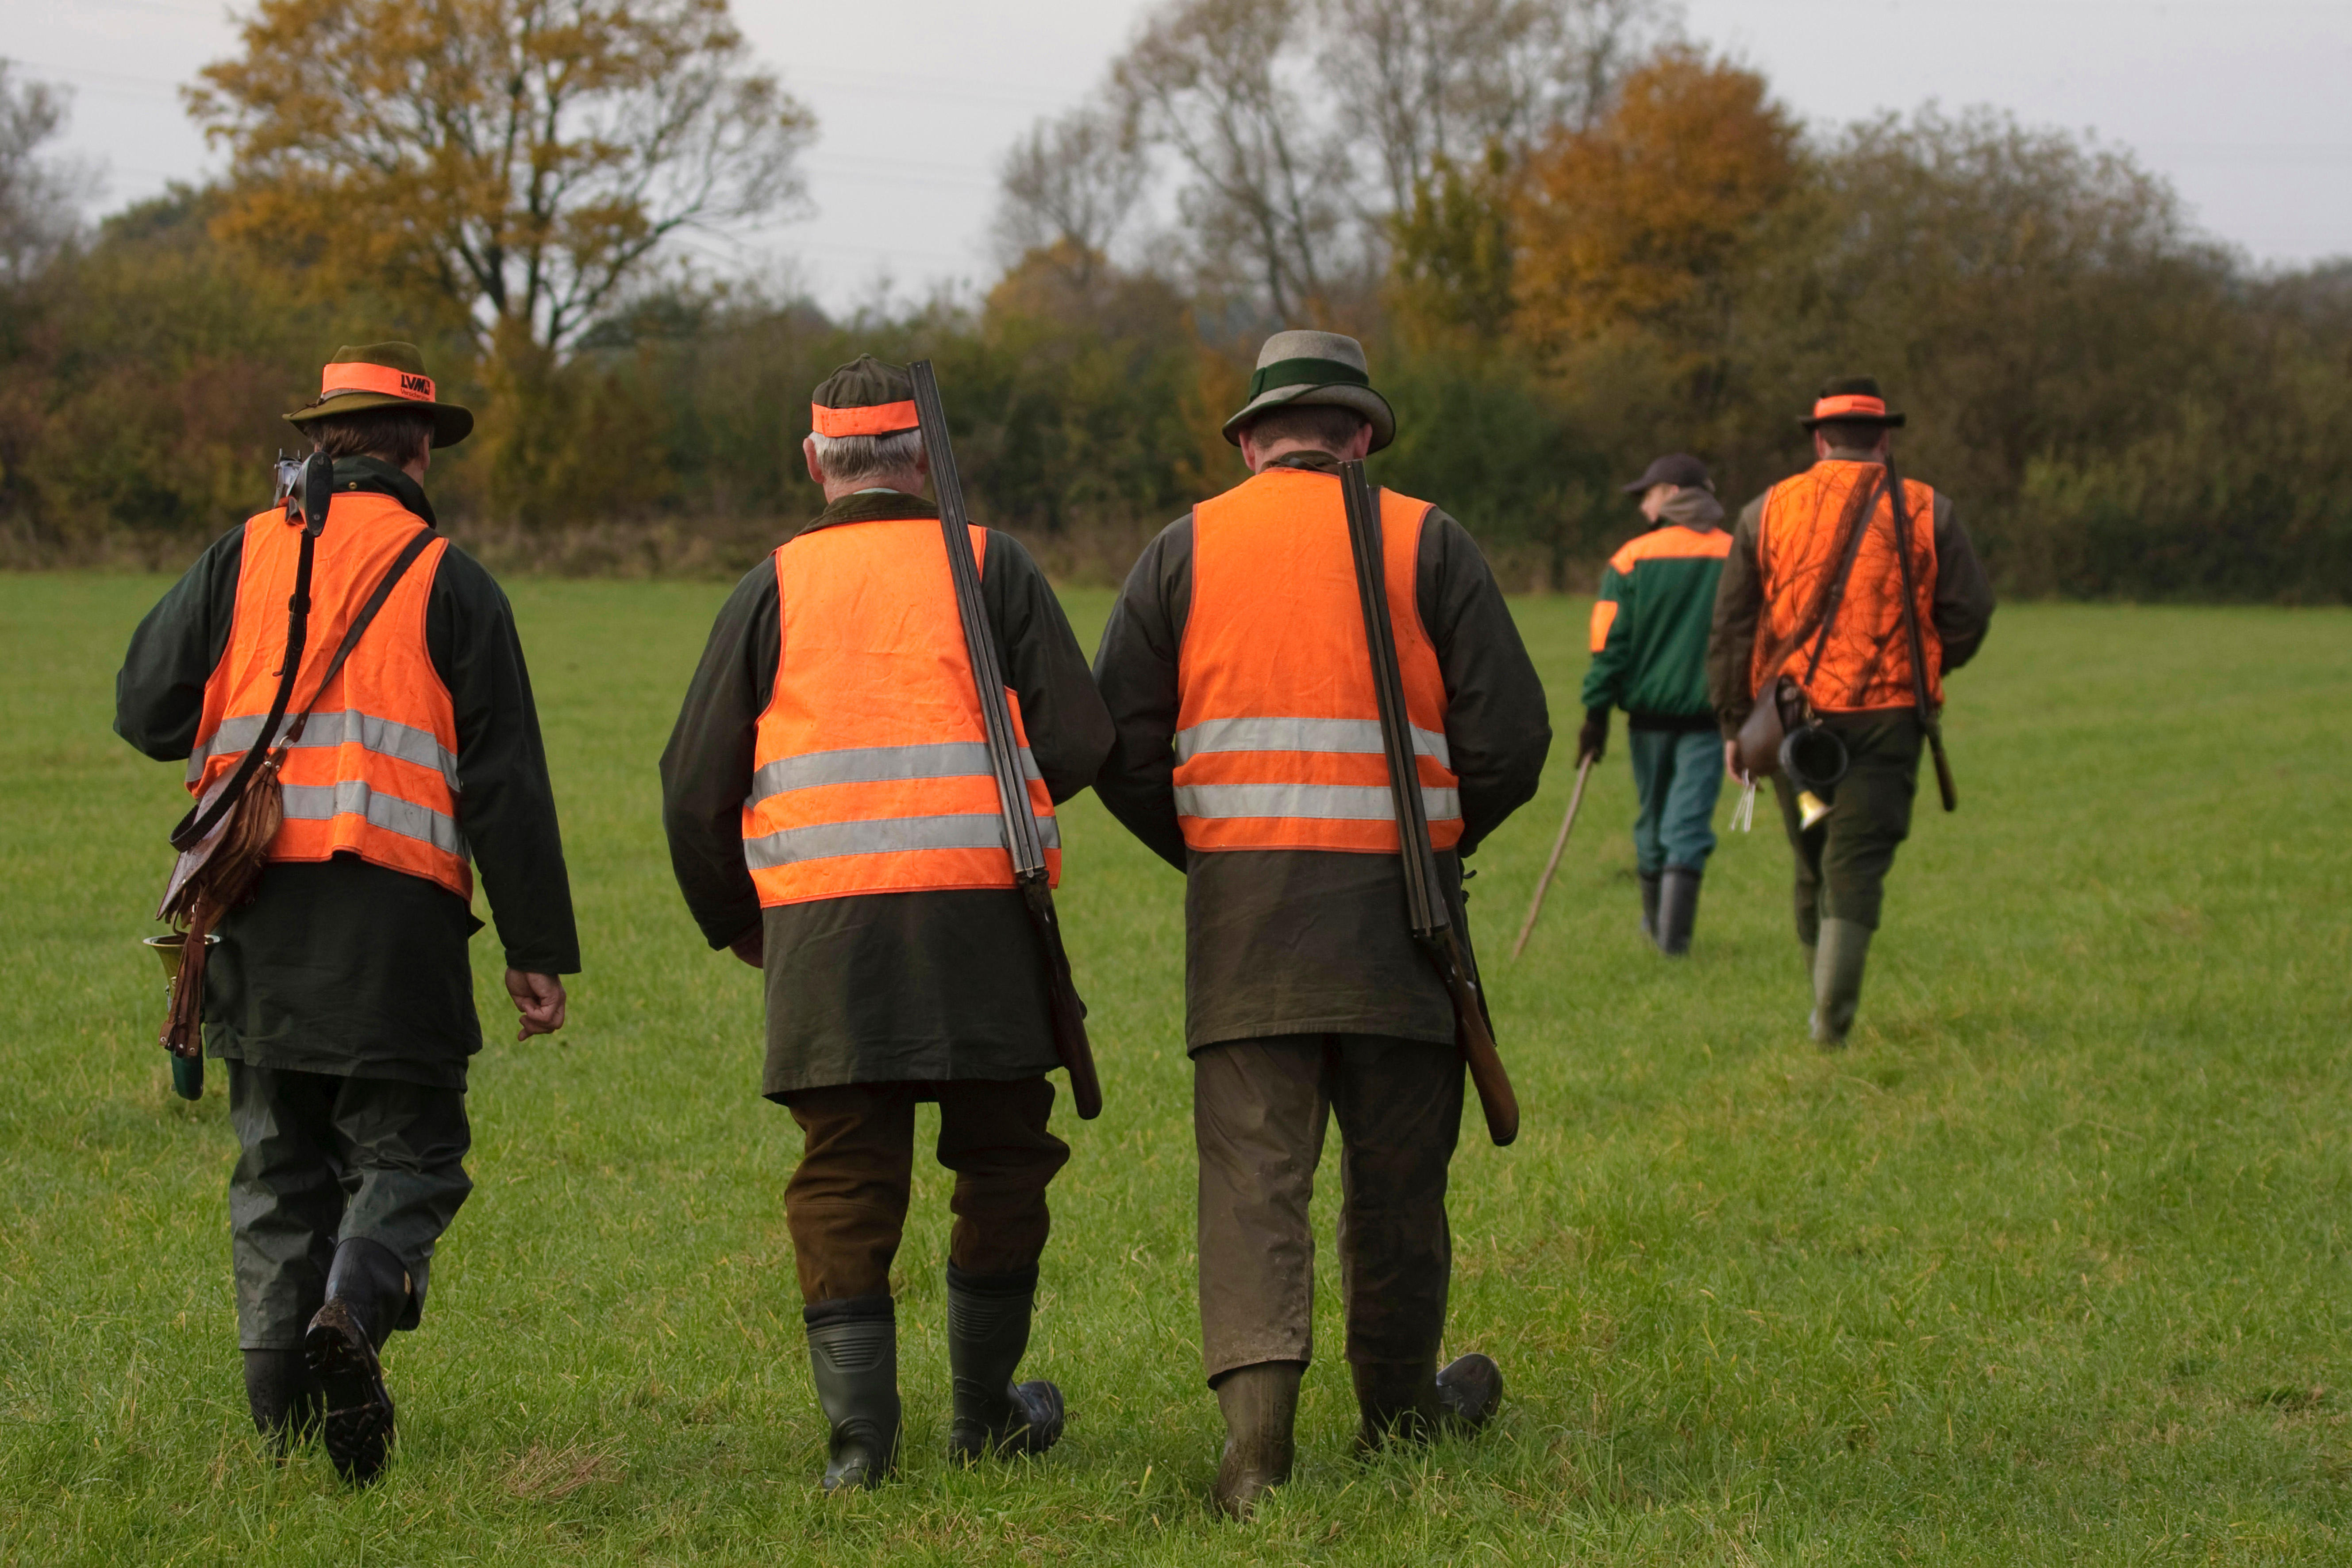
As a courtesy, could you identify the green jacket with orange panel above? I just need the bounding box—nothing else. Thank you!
[1580,500,1731,724]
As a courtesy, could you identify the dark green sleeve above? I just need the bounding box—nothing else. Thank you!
[424,547,581,975]
[114,525,246,760]
[1579,561,1632,712]
[1415,508,1551,857]
[982,529,1116,803]
[659,563,778,951]
[1929,493,1995,673]
[1709,494,1769,738]
[1090,515,1193,872]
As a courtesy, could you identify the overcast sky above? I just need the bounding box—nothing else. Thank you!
[16,0,2350,313]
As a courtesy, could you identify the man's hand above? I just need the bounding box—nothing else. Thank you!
[1576,706,1609,766]
[504,970,567,1041]
[730,927,764,969]
[1724,739,1748,784]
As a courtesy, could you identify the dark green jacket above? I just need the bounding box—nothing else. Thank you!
[113,458,580,1086]
[659,489,1115,1100]
[1091,452,1551,1052]
[1581,496,1731,724]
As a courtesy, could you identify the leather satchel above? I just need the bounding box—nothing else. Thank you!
[1734,470,1886,779]
[154,463,439,1059]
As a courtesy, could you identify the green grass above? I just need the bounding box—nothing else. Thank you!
[3,574,2348,1565]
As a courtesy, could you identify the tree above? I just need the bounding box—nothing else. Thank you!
[1513,46,1800,349]
[992,106,1147,284]
[1320,0,1671,215]
[0,62,82,289]
[189,0,814,353]
[1112,0,1356,322]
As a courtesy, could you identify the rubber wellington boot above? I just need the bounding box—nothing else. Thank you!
[1354,1353,1506,1453]
[945,1265,1065,1461]
[1810,917,1873,1046]
[303,1237,407,1486]
[805,1298,900,1491]
[1656,869,1702,957]
[1639,873,1662,946]
[243,1348,322,1455]
[1212,1360,1301,1520]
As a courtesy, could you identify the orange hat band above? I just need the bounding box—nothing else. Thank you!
[812,400,920,438]
[321,362,436,403]
[1812,393,1886,421]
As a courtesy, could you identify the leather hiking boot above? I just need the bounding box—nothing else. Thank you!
[945,1265,1064,1461]
[1810,917,1873,1047]
[243,1348,322,1456]
[1211,1360,1301,1521]
[304,1237,408,1486]
[805,1298,900,1491]
[1639,873,1662,946]
[1435,1352,1504,1433]
[1657,868,1702,957]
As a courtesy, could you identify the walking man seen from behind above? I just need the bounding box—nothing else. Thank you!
[1578,452,1732,955]
[115,342,579,1485]
[661,356,1114,1491]
[1707,378,1994,1044]
[1093,330,1550,1518]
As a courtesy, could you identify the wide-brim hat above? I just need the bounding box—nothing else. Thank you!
[1801,375,1906,430]
[810,354,919,437]
[1220,330,1396,453]
[284,342,473,447]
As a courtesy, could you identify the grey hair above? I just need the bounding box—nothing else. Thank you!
[808,428,924,485]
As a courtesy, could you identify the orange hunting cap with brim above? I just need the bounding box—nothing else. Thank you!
[810,355,920,438]
[1800,374,1906,430]
[285,342,474,448]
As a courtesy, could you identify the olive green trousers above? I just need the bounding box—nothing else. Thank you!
[1771,713,1923,943]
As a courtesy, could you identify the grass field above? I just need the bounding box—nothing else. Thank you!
[3,572,2349,1566]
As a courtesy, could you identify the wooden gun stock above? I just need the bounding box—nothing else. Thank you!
[1428,927,1518,1146]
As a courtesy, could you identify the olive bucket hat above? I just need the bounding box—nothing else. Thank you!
[285,342,474,448]
[1220,330,1397,452]
[1800,375,1906,431]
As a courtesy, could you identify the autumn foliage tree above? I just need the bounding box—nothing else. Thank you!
[189,0,813,354]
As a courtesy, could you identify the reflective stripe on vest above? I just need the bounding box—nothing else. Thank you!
[743,516,1059,906]
[1174,467,1463,854]
[1751,462,1942,714]
[188,493,470,899]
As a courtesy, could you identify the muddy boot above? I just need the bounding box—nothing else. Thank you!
[1639,873,1662,946]
[303,1238,407,1486]
[805,1297,900,1491]
[945,1265,1064,1461]
[1810,917,1873,1047]
[243,1348,322,1456]
[1212,1360,1301,1520]
[1656,868,1701,957]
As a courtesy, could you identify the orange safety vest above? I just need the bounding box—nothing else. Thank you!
[1174,467,1463,854]
[1751,461,1942,714]
[743,517,1059,906]
[188,492,469,899]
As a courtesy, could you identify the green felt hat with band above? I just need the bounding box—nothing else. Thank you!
[1220,329,1397,452]
[285,342,473,448]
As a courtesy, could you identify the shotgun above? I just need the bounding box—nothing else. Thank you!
[1337,458,1519,1147]
[1886,454,1959,812]
[908,360,1103,1120]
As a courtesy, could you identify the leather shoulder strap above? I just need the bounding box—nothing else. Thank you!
[1799,470,1887,687]
[285,526,440,740]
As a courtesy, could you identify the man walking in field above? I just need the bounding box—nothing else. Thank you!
[1708,377,1994,1044]
[1578,453,1732,955]
[115,343,579,1485]
[1092,331,1550,1518]
[660,357,1114,1491]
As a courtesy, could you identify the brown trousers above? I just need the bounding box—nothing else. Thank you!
[1193,1034,1463,1383]
[781,1077,1070,1304]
